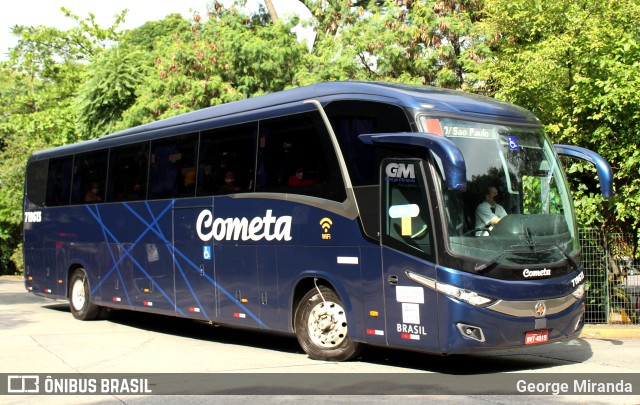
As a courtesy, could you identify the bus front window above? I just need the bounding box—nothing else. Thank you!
[421,117,579,268]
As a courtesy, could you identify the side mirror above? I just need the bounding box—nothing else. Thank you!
[553,144,614,198]
[359,132,466,192]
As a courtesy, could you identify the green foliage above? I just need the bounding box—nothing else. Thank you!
[125,13,189,52]
[76,46,148,138]
[0,9,124,273]
[298,0,486,88]
[119,3,308,128]
[76,14,193,138]
[8,7,125,79]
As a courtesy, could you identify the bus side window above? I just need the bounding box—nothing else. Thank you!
[26,159,48,207]
[381,159,434,260]
[256,112,346,202]
[326,100,411,187]
[71,150,108,205]
[197,124,257,197]
[46,156,73,207]
[107,142,150,202]
[149,133,198,200]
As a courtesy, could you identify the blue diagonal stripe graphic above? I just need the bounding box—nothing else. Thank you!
[125,203,266,328]
[86,202,184,317]
[89,205,132,308]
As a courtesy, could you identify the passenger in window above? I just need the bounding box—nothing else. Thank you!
[475,186,507,235]
[125,183,143,200]
[183,169,196,194]
[218,170,241,193]
[288,167,316,187]
[84,183,102,203]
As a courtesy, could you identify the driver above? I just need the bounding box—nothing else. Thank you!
[475,186,507,235]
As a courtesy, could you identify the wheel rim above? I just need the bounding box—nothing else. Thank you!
[71,278,86,311]
[307,300,348,348]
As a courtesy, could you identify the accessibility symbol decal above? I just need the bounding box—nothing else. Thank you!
[506,136,520,151]
[203,246,212,261]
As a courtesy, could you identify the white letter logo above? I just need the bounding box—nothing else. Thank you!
[196,210,214,241]
[523,268,552,278]
[196,210,292,242]
[386,163,415,179]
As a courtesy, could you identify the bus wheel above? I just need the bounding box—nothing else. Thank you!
[69,269,100,320]
[294,286,361,361]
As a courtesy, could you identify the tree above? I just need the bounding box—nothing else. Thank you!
[118,2,308,128]
[297,0,486,88]
[0,9,124,273]
[0,63,77,273]
[75,46,148,138]
[74,15,191,138]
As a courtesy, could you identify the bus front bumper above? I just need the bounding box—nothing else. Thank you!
[437,294,585,353]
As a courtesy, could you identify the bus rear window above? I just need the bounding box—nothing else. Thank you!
[26,159,48,207]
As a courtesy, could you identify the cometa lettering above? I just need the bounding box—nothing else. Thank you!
[196,209,292,242]
[523,268,552,278]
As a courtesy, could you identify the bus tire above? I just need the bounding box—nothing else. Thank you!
[69,269,101,320]
[294,286,362,361]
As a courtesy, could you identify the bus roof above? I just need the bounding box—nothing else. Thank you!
[30,81,539,159]
[103,81,538,140]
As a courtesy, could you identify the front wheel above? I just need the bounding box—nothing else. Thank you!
[69,269,101,320]
[294,286,361,361]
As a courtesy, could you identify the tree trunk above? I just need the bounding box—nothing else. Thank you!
[264,0,279,22]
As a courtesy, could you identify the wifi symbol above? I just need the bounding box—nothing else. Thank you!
[320,217,333,233]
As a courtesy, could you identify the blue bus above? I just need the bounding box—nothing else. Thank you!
[23,82,613,361]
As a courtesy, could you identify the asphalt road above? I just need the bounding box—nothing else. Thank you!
[1,276,639,404]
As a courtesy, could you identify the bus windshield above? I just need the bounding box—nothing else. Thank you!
[422,117,579,268]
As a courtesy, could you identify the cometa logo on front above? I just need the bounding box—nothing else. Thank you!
[196,209,292,242]
[523,268,552,278]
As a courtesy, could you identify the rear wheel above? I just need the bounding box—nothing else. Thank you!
[69,269,100,320]
[294,286,361,361]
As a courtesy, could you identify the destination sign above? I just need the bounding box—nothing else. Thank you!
[442,125,494,139]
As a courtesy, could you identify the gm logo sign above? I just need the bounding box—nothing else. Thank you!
[386,163,415,182]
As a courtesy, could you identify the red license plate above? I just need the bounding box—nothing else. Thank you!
[525,330,549,345]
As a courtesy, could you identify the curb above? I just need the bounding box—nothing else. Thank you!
[580,325,640,339]
[0,275,22,281]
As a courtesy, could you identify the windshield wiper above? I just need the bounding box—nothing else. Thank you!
[474,241,579,273]
[552,241,579,270]
[517,241,579,271]
[474,251,514,273]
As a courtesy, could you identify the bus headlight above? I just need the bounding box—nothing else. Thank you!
[405,270,496,307]
[571,283,585,300]
[436,283,496,307]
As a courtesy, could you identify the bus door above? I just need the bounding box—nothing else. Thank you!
[172,198,217,321]
[125,202,176,315]
[256,245,279,328]
[215,243,262,326]
[380,159,440,351]
[98,242,131,307]
[213,201,263,328]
